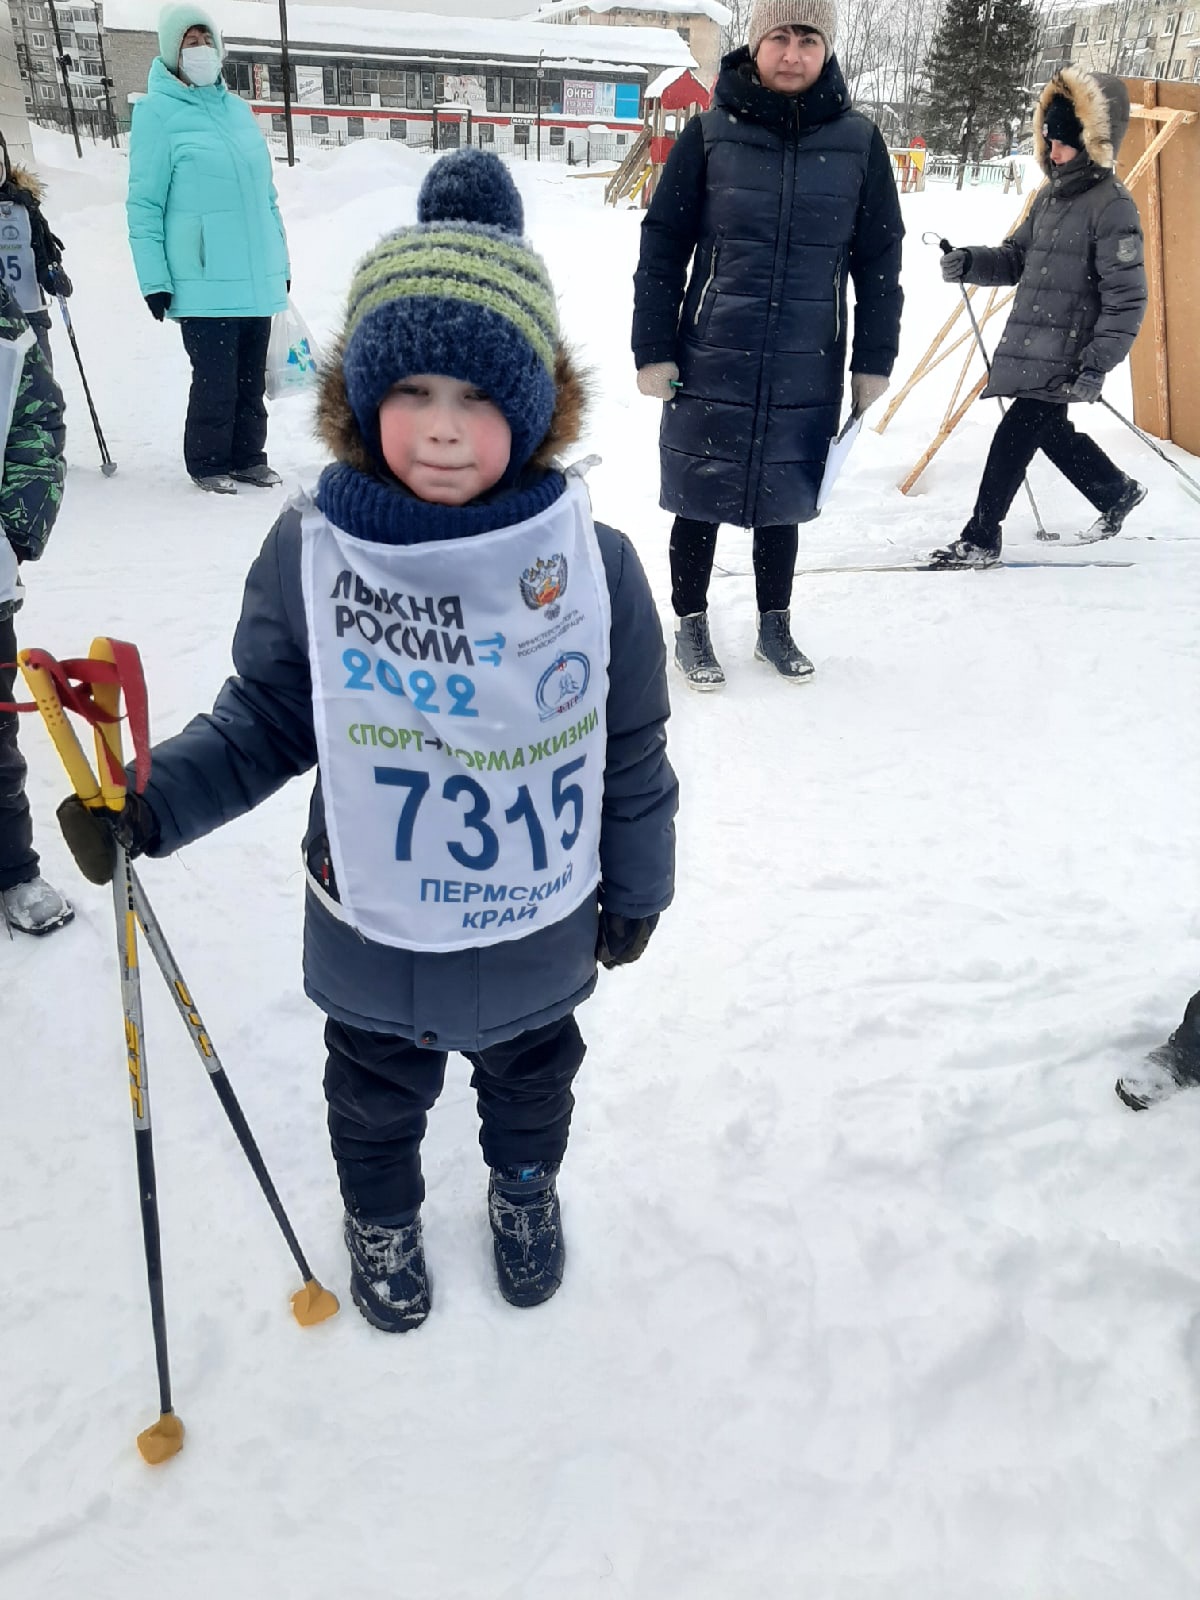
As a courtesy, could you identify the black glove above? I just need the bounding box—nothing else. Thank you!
[57,792,161,886]
[145,291,172,322]
[1067,368,1103,403]
[940,248,973,283]
[596,910,659,970]
[42,262,72,298]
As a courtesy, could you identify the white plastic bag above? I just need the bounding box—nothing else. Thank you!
[265,299,321,400]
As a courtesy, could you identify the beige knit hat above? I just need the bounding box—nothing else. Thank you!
[748,0,837,57]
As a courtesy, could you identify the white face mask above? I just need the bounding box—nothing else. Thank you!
[180,44,221,86]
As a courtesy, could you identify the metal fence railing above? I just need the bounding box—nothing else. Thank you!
[923,156,1020,185]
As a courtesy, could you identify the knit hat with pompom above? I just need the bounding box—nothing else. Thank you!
[339,149,560,477]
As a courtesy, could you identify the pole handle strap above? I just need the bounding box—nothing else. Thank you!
[2,641,151,795]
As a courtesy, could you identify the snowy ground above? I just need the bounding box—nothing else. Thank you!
[4,128,1200,1599]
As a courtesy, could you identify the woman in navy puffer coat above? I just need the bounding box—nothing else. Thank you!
[632,4,903,689]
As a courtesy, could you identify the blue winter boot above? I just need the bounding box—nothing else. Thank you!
[344,1210,431,1332]
[488,1162,565,1307]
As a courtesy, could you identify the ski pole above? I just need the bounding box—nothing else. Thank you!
[127,871,338,1328]
[1097,397,1200,504]
[924,232,1056,542]
[54,296,117,477]
[16,642,181,1465]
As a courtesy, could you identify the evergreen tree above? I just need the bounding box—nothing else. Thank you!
[919,0,1040,166]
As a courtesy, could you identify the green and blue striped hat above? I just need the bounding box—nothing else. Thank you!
[341,150,559,477]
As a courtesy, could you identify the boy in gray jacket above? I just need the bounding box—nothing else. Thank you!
[59,151,677,1331]
[931,67,1148,566]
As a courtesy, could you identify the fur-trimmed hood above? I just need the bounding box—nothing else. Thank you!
[315,339,590,480]
[6,165,45,202]
[1034,67,1131,173]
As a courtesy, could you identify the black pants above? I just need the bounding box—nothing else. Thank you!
[670,517,798,617]
[178,316,271,479]
[324,1013,586,1222]
[0,614,37,893]
[970,398,1128,548]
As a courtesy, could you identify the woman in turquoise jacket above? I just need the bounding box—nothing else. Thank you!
[127,4,291,493]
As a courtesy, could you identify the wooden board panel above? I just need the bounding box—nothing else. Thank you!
[1117,80,1200,454]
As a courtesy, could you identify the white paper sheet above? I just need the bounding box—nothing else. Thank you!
[816,412,864,511]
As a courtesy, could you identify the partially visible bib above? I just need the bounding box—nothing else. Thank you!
[301,477,611,952]
[0,204,41,315]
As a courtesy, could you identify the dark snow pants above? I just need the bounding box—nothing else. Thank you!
[324,1013,587,1222]
[670,516,798,616]
[27,309,52,373]
[178,316,271,479]
[0,614,38,893]
[969,398,1128,547]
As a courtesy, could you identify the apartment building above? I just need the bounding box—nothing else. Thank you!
[1066,1,1199,81]
[9,0,114,121]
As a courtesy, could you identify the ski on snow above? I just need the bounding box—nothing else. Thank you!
[715,558,1133,576]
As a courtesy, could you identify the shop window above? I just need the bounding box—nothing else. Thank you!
[324,66,337,103]
[271,113,286,132]
[513,122,529,144]
[267,64,296,99]
[421,72,434,104]
[224,60,253,98]
[478,122,495,143]
[549,125,565,145]
[501,77,513,110]
[311,115,329,133]
[486,75,500,110]
[390,119,406,138]
[347,116,364,138]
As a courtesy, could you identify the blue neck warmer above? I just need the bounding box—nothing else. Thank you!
[316,462,566,545]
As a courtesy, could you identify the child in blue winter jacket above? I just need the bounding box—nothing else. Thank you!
[60,150,677,1331]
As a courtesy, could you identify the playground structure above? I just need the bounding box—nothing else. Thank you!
[877,82,1199,489]
[604,67,710,206]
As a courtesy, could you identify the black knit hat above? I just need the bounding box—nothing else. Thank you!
[1043,93,1084,149]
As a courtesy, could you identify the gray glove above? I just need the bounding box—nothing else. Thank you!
[851,373,889,415]
[1067,369,1103,403]
[636,362,680,401]
[940,249,973,283]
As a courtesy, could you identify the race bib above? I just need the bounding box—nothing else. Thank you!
[301,478,611,951]
[0,204,40,314]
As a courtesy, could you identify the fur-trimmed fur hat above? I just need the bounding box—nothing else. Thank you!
[156,2,223,68]
[318,149,586,481]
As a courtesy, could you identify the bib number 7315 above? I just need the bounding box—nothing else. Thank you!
[375,756,586,872]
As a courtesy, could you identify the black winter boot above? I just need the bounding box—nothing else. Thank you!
[344,1210,431,1331]
[754,610,814,681]
[1079,477,1147,543]
[674,611,725,690]
[1116,991,1200,1110]
[488,1162,565,1307]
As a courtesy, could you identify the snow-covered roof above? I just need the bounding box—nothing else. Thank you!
[103,0,697,71]
[527,0,732,23]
